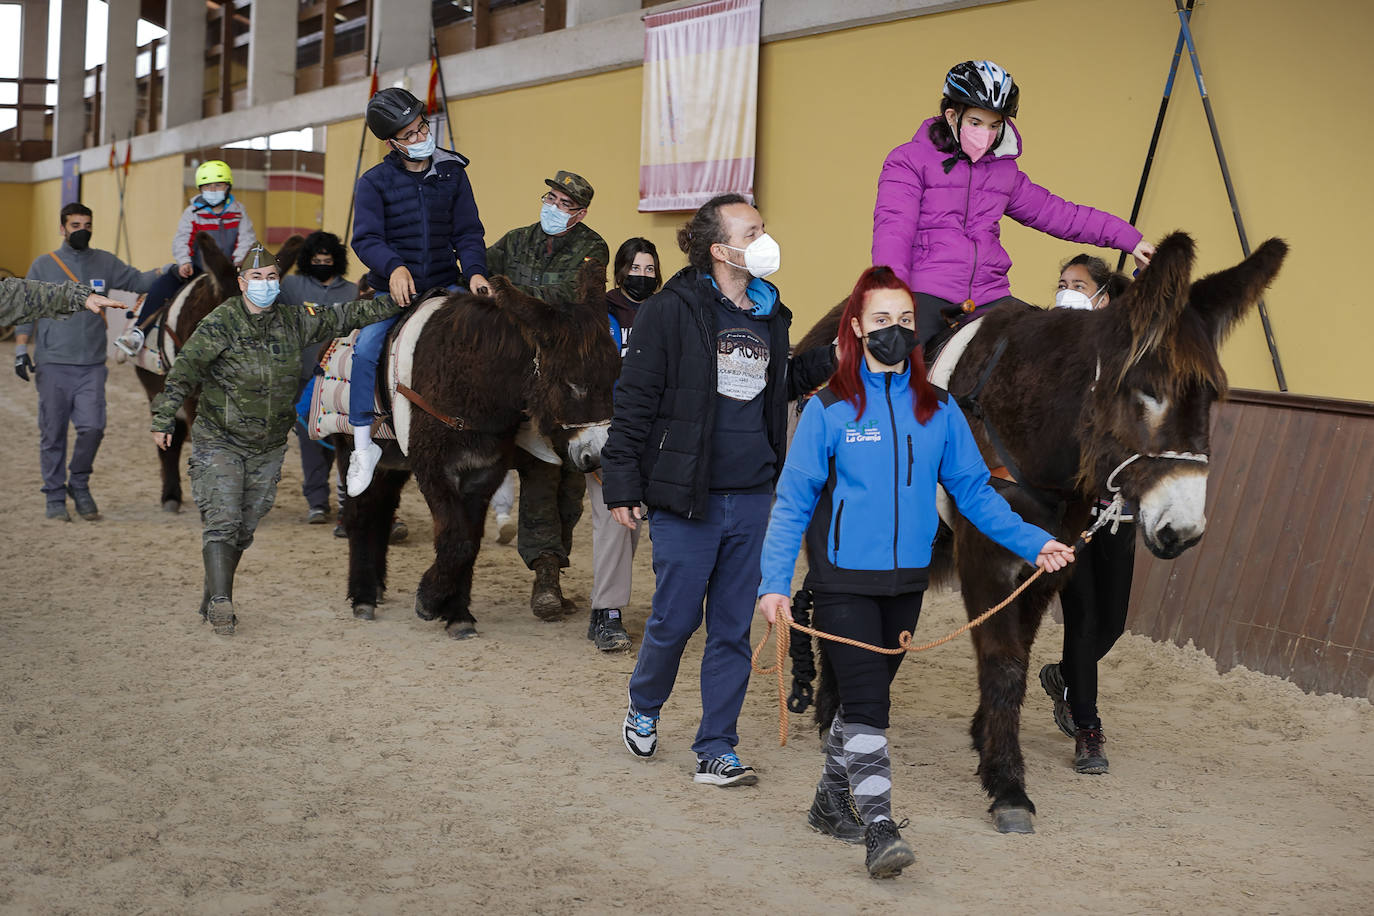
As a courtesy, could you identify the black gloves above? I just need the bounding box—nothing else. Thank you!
[14,352,34,382]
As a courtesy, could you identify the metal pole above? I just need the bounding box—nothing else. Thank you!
[431,29,457,151]
[344,37,383,246]
[1175,0,1287,390]
[1116,0,1191,274]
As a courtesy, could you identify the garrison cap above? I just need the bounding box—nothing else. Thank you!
[544,170,594,208]
[239,243,277,272]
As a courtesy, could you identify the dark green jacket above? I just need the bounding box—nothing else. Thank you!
[485,221,609,305]
[150,295,400,453]
[0,278,94,327]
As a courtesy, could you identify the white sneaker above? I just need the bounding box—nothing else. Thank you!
[346,442,383,496]
[113,327,144,357]
[496,512,515,544]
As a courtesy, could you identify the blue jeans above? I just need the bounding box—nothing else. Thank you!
[348,312,399,425]
[628,492,772,760]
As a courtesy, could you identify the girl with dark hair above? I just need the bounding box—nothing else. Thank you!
[872,60,1154,344]
[585,237,662,652]
[1040,254,1135,775]
[757,266,1074,878]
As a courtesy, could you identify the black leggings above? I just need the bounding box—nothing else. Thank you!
[915,292,1031,348]
[1058,524,1136,729]
[813,590,924,729]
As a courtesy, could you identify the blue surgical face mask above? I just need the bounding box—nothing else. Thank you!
[540,202,572,235]
[399,133,436,161]
[244,278,280,309]
[200,188,227,207]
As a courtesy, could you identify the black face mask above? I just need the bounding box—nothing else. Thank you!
[621,275,657,302]
[306,263,336,283]
[864,324,917,366]
[67,229,92,251]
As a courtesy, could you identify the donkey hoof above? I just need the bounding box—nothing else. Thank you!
[992,807,1035,835]
[415,598,438,621]
[447,622,477,640]
[352,604,376,621]
[162,499,181,513]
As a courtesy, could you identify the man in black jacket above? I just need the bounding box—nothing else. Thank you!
[601,193,831,787]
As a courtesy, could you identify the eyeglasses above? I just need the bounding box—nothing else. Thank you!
[395,119,431,145]
[541,191,585,214]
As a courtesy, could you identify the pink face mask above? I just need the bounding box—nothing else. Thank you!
[958,123,999,163]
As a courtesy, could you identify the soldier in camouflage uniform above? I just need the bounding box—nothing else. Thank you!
[150,243,403,636]
[1,277,122,327]
[485,171,611,618]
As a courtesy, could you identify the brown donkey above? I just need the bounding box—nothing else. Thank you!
[798,232,1287,833]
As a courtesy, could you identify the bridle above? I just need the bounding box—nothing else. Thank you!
[1089,450,1210,536]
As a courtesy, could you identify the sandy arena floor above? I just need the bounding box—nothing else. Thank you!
[1,354,1371,915]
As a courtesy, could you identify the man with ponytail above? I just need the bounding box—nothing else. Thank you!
[756,266,1074,878]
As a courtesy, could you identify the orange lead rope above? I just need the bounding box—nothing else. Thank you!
[751,529,1097,746]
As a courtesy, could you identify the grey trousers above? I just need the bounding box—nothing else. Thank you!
[586,472,641,611]
[188,440,288,550]
[34,363,107,500]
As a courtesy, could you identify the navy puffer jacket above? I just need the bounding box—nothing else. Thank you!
[352,148,488,294]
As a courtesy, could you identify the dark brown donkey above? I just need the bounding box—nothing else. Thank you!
[337,265,621,637]
[135,233,303,511]
[795,232,1287,833]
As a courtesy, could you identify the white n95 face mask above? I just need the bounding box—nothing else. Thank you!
[720,233,781,279]
[1054,286,1106,310]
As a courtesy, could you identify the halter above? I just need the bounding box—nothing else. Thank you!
[1090,450,1210,536]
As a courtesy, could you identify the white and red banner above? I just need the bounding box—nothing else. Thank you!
[639,0,760,212]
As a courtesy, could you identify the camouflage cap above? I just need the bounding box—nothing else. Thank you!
[239,242,276,272]
[544,170,594,208]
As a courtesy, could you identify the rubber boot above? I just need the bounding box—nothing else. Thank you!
[530,554,566,620]
[203,541,241,636]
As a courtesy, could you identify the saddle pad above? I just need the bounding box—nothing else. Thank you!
[132,275,204,375]
[308,328,395,442]
[928,314,984,391]
[387,295,448,456]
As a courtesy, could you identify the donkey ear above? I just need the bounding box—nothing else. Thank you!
[1112,231,1195,365]
[576,258,608,309]
[490,274,558,331]
[194,230,235,295]
[275,234,307,275]
[1187,238,1288,345]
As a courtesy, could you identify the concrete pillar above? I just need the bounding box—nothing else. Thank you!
[162,0,203,129]
[247,0,297,107]
[566,0,638,28]
[53,0,88,155]
[17,0,48,143]
[370,0,431,75]
[102,0,138,144]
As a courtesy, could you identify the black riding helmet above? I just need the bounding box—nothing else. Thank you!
[943,60,1020,118]
[366,87,424,140]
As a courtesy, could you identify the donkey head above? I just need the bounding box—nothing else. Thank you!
[489,261,621,471]
[1082,232,1287,559]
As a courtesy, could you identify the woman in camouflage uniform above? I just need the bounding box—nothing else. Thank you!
[150,243,404,636]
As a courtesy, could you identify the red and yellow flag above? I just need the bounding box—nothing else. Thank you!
[108,140,117,171]
[426,54,439,114]
[368,67,379,99]
[123,139,132,176]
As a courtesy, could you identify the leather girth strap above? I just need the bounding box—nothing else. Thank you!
[395,382,466,432]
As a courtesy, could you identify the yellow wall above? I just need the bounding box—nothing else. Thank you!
[59,0,1373,399]
[0,182,35,275]
[78,154,187,270]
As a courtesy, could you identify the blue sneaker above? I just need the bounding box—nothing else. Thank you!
[623,707,658,758]
[694,752,757,787]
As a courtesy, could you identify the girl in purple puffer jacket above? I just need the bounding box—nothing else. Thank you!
[872,60,1155,344]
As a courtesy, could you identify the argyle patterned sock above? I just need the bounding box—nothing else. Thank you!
[818,709,848,793]
[842,721,893,824]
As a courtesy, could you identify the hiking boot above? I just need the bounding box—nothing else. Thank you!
[389,517,409,543]
[113,327,144,357]
[45,500,71,522]
[623,707,658,759]
[588,608,631,652]
[496,512,515,544]
[530,555,565,620]
[1039,663,1076,738]
[66,486,100,520]
[346,442,383,496]
[694,753,757,787]
[1073,727,1109,774]
[306,507,328,525]
[864,818,915,879]
[807,786,865,844]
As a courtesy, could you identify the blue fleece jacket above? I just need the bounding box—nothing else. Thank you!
[758,360,1052,597]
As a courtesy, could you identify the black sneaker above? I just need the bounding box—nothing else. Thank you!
[863,818,915,879]
[694,753,757,787]
[66,486,100,520]
[1073,727,1109,774]
[45,501,71,522]
[588,608,632,652]
[807,786,865,844]
[1039,663,1076,738]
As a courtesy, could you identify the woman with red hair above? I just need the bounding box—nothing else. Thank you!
[757,265,1073,878]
